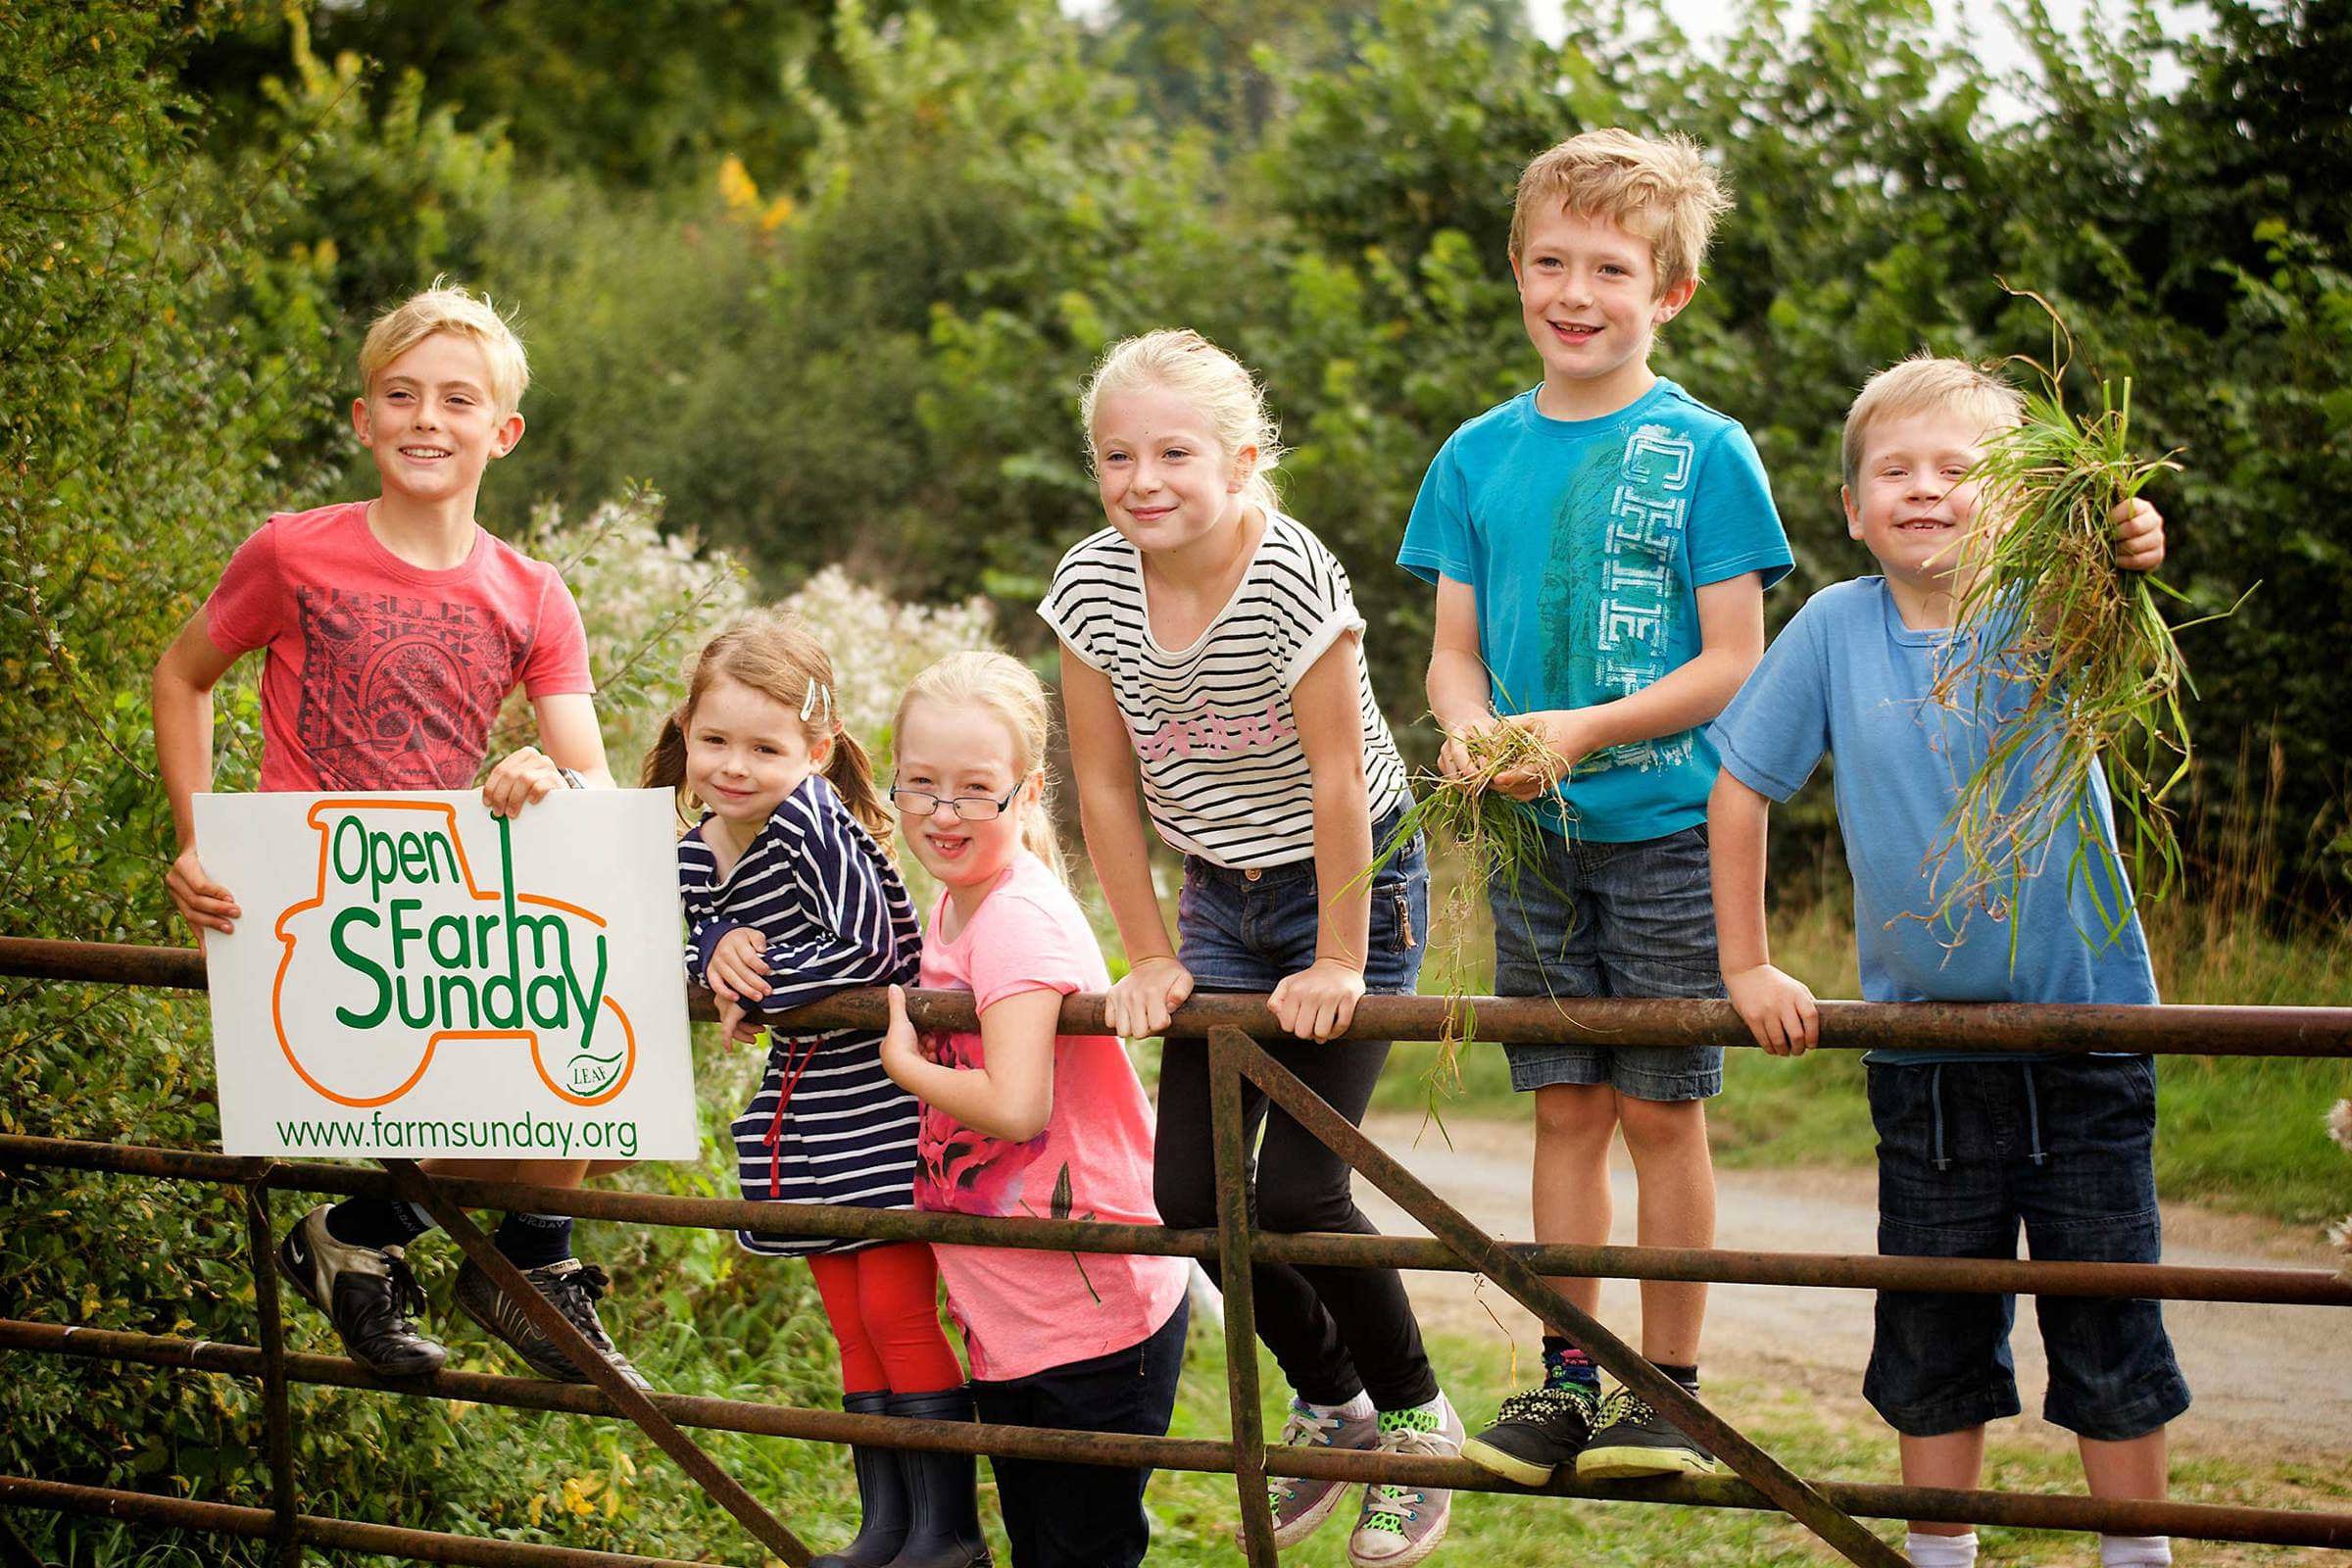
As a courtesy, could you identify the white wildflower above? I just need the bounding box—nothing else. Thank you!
[776,564,1000,749]
[2328,1099,2352,1154]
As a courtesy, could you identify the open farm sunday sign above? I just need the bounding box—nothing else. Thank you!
[195,791,698,1159]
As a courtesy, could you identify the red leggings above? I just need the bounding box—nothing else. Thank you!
[808,1241,964,1395]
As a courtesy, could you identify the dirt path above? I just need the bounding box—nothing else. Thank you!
[1350,1112,2351,1463]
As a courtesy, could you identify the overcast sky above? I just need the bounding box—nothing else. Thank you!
[1522,0,2199,104]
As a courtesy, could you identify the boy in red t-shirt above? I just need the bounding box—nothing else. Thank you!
[152,283,644,1389]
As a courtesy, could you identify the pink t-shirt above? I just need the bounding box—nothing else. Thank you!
[204,502,593,791]
[916,851,1189,1382]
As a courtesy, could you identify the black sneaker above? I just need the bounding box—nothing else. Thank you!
[1575,1388,1717,1480]
[1460,1383,1602,1486]
[276,1203,447,1378]
[454,1255,650,1391]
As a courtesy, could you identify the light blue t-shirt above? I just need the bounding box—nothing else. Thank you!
[1707,577,2158,1063]
[1397,379,1792,842]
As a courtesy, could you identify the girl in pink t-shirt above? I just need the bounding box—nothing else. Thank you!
[878,652,1190,1568]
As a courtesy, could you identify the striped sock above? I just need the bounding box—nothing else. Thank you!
[1542,1335,1599,1392]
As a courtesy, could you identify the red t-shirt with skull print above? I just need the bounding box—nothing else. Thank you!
[204,502,593,792]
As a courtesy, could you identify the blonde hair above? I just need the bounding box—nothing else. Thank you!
[639,610,892,842]
[893,651,1066,884]
[1080,328,1285,525]
[1841,354,2026,489]
[1510,128,1732,298]
[358,280,531,416]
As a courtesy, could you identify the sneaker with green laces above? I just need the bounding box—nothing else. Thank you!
[1460,1381,1602,1487]
[1251,1397,1381,1548]
[1575,1386,1717,1480]
[1346,1397,1463,1568]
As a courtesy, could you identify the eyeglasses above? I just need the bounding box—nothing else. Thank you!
[888,782,1020,821]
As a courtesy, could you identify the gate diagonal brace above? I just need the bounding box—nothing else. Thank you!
[1207,1028,1908,1568]
[380,1159,814,1568]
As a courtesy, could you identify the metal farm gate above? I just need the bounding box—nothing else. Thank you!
[4,936,2348,1566]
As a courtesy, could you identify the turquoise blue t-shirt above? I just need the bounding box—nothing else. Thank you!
[1706,577,2159,1063]
[1396,380,1792,842]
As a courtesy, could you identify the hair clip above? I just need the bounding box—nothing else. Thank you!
[800,680,833,726]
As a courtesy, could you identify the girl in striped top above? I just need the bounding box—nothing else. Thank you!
[1041,330,1461,1567]
[644,611,976,1568]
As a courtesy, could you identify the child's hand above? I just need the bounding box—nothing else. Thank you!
[705,927,772,1003]
[878,984,929,1087]
[1490,713,1577,803]
[166,845,240,939]
[482,745,568,818]
[715,996,764,1051]
[1438,712,1504,784]
[1105,955,1194,1039]
[1269,956,1366,1043]
[1726,963,1820,1055]
[2112,496,2166,573]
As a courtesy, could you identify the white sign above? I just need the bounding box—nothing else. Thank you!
[195,790,698,1159]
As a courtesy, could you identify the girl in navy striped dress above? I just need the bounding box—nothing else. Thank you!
[644,611,982,1568]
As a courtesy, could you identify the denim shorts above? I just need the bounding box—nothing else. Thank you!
[1490,822,1722,1100]
[1863,1055,2191,1442]
[1175,808,1429,998]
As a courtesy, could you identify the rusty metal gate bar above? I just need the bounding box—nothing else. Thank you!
[9,1133,2346,1307]
[0,1476,720,1568]
[8,937,2352,1056]
[1211,1027,1908,1568]
[236,1176,300,1566]
[7,1317,2349,1549]
[1209,1024,1280,1566]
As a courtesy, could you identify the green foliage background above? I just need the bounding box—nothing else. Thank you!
[3,0,2347,1560]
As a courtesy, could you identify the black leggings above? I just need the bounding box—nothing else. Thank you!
[1152,1034,1438,1409]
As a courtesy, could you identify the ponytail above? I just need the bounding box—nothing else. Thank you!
[639,706,694,829]
[1019,772,1067,885]
[652,608,880,841]
[824,728,894,846]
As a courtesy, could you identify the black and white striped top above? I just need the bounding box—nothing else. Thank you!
[1039,514,1412,868]
[677,774,923,1256]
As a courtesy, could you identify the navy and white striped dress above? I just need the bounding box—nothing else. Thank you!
[677,773,923,1257]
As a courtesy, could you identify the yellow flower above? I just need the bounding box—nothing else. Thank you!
[717,156,760,214]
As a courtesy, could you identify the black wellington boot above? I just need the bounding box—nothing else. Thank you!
[810,1391,912,1568]
[883,1386,991,1568]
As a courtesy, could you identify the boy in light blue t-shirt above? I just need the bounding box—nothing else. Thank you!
[1707,354,2185,1568]
[1399,127,1792,1487]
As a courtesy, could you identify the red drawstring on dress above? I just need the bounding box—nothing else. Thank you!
[763,1033,825,1198]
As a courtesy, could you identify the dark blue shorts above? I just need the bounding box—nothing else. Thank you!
[1490,821,1723,1101]
[1863,1055,2191,1442]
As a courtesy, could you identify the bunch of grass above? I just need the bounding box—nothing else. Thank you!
[1923,300,2221,955]
[1360,716,1572,1124]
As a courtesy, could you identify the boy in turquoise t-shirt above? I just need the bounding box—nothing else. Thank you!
[1397,127,1791,1483]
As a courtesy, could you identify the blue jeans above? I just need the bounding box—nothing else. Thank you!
[1490,822,1723,1100]
[972,1299,1189,1568]
[1154,811,1439,1408]
[1863,1056,2191,1441]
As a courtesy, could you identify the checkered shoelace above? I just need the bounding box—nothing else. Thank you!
[1492,1383,1597,1426]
